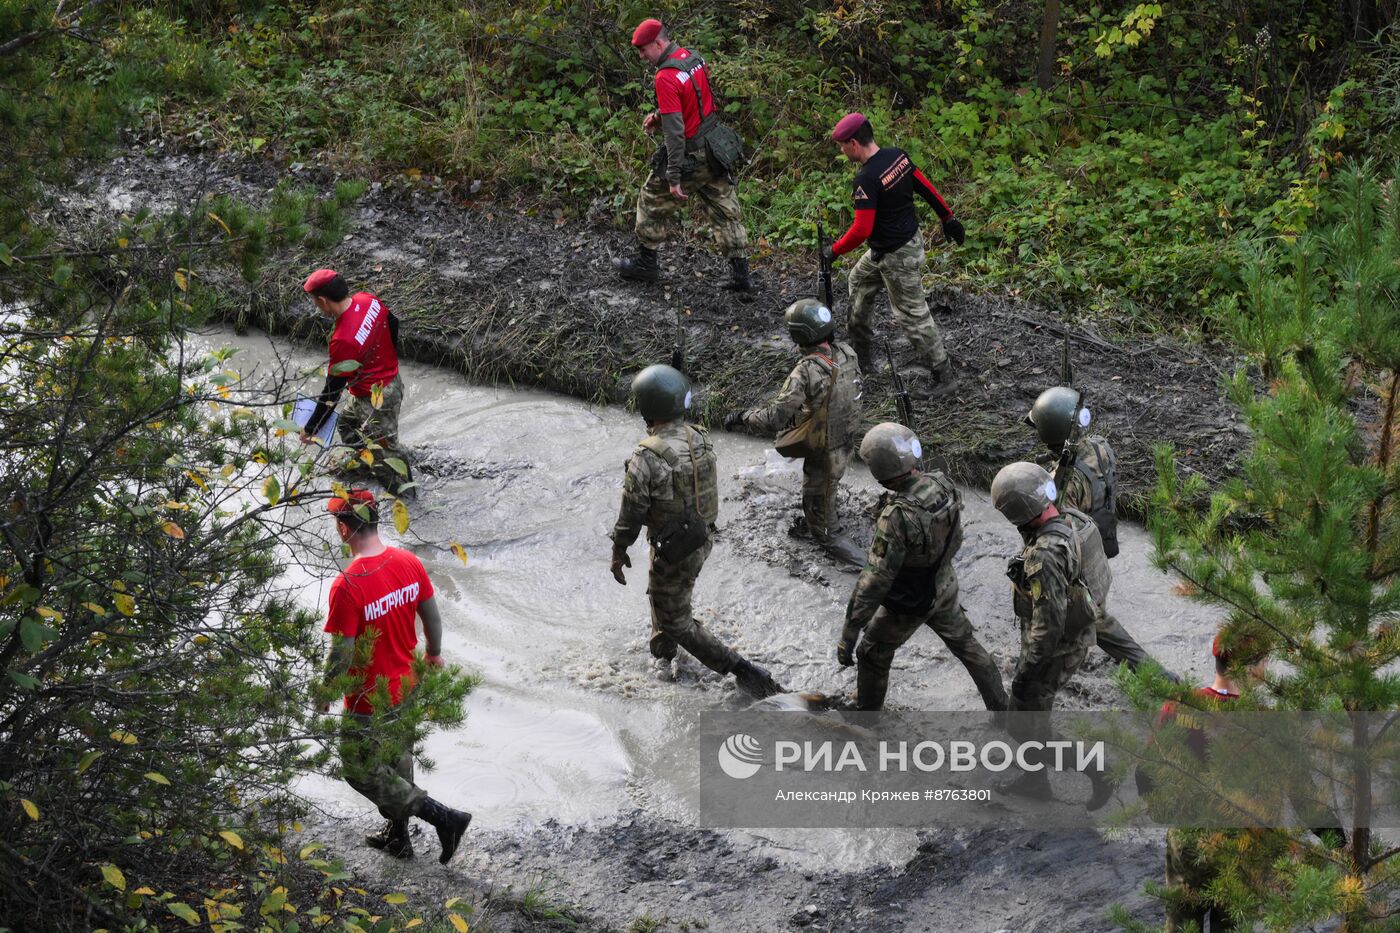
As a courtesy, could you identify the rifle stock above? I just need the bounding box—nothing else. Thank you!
[883,338,925,471]
[817,220,834,311]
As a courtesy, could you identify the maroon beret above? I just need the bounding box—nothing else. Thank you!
[831,111,870,142]
[631,18,663,46]
[328,487,376,515]
[303,268,339,294]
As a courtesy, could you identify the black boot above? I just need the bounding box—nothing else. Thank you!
[719,257,754,292]
[816,532,867,570]
[415,797,471,865]
[732,658,782,699]
[852,340,877,376]
[366,818,414,859]
[1085,769,1114,812]
[616,244,660,283]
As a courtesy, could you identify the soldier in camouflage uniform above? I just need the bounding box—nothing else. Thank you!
[610,364,780,696]
[1025,386,1164,674]
[615,19,752,291]
[724,299,866,567]
[835,423,1007,711]
[991,461,1113,804]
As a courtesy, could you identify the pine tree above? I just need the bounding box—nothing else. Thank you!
[1145,160,1400,930]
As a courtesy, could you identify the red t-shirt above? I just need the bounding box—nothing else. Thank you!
[324,547,435,714]
[654,47,714,138]
[1156,687,1239,761]
[329,292,399,398]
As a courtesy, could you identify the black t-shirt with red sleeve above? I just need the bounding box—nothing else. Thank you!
[832,147,955,256]
[324,546,434,715]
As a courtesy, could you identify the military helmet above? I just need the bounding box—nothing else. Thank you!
[991,462,1057,526]
[859,422,922,482]
[632,364,692,422]
[1025,386,1086,449]
[783,298,836,346]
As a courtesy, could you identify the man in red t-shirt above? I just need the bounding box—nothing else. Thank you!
[614,18,753,292]
[322,489,470,863]
[299,269,414,497]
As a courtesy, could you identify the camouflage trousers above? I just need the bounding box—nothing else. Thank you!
[338,374,414,493]
[340,712,426,821]
[1009,608,1097,712]
[1165,830,1235,932]
[847,237,948,368]
[635,162,748,258]
[856,563,1007,711]
[802,444,854,539]
[647,538,740,674]
[1096,609,1152,670]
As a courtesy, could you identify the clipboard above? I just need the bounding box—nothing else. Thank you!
[293,398,339,447]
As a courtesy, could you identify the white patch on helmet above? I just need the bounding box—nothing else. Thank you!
[1043,479,1057,502]
[1078,407,1092,428]
[911,438,923,459]
[683,390,693,410]
[817,307,832,323]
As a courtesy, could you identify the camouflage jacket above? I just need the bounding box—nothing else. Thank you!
[742,341,860,447]
[610,421,718,553]
[843,472,961,637]
[1011,509,1106,670]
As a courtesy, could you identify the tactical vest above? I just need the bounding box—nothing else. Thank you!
[1013,507,1112,625]
[638,425,720,531]
[809,342,862,452]
[658,52,718,148]
[1055,435,1119,559]
[880,472,964,615]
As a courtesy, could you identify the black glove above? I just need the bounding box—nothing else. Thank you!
[723,410,746,431]
[669,348,684,371]
[836,637,856,667]
[820,244,835,263]
[941,217,966,246]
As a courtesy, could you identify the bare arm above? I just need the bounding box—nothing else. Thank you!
[418,595,443,658]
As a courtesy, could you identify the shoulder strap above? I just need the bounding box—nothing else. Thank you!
[660,52,708,121]
[639,435,680,466]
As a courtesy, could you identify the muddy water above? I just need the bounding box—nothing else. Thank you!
[213,326,1222,874]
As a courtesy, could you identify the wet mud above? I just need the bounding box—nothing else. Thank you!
[66,146,1247,514]
[58,148,1241,931]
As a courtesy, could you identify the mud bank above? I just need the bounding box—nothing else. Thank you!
[70,146,1246,514]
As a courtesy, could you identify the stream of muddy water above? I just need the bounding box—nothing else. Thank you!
[212,324,1223,884]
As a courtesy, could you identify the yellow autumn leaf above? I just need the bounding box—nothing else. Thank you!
[219,830,244,849]
[114,593,135,616]
[404,920,424,929]
[207,211,233,236]
[174,269,189,292]
[186,470,209,491]
[82,602,107,617]
[133,887,155,896]
[450,542,469,566]
[393,499,409,535]
[298,842,323,859]
[448,912,469,933]
[35,606,62,621]
[162,521,185,540]
[382,893,407,905]
[21,799,38,821]
[110,730,138,745]
[100,863,126,891]
[370,383,384,410]
[144,771,170,785]
[358,449,374,467]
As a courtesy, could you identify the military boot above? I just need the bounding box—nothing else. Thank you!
[616,244,660,283]
[855,660,890,711]
[816,532,867,570]
[1085,769,1114,812]
[366,818,413,859]
[851,339,877,376]
[719,257,754,292]
[732,658,782,699]
[415,797,472,865]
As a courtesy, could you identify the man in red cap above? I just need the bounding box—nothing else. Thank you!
[300,269,414,496]
[614,18,753,292]
[824,113,966,396]
[322,488,471,863]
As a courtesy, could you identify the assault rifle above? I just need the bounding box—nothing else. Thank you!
[670,306,687,375]
[884,338,925,471]
[1052,332,1085,501]
[817,220,835,311]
